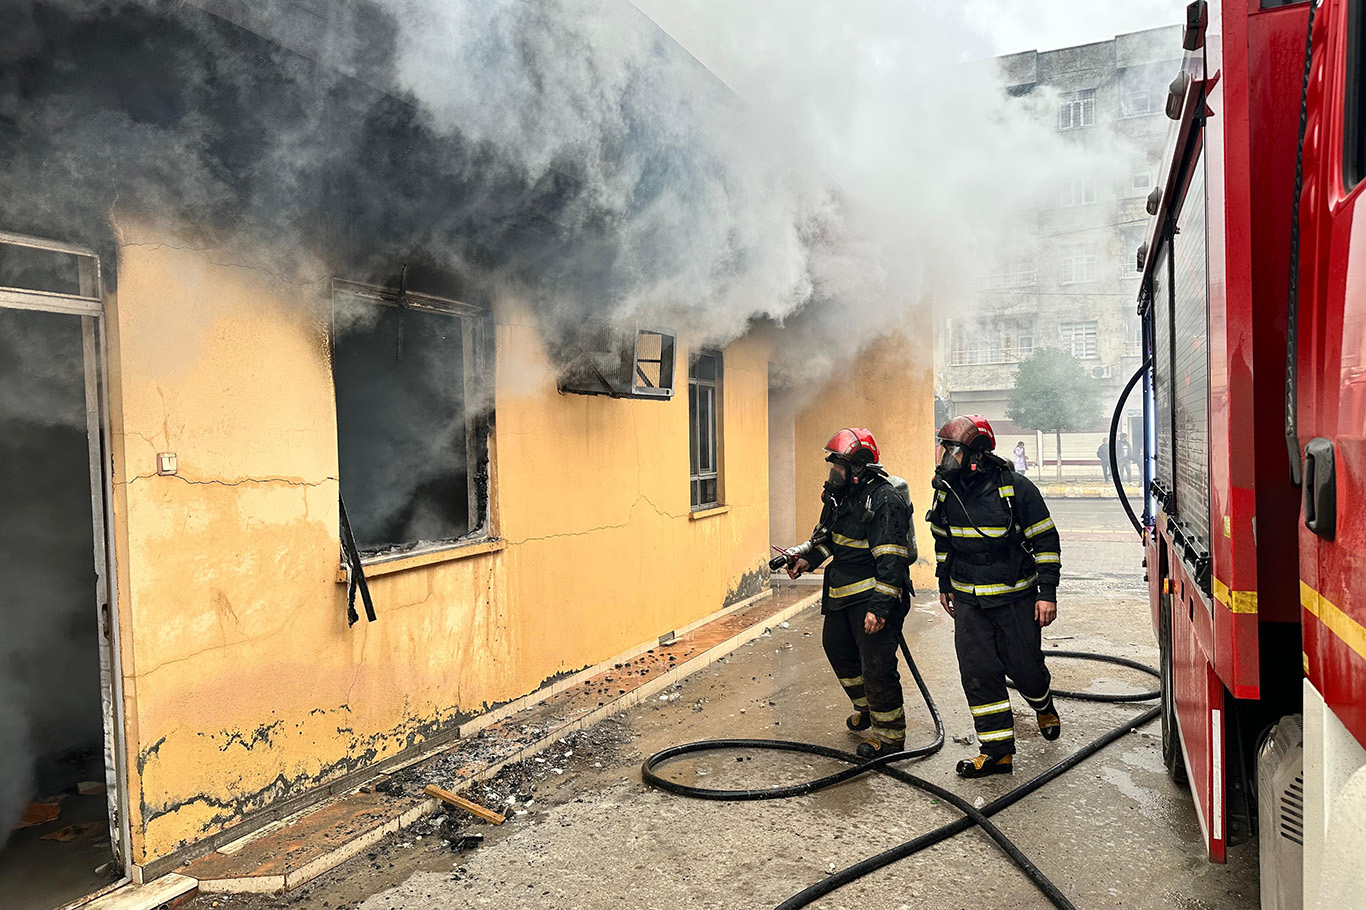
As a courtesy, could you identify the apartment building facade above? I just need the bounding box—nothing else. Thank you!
[936,25,1184,475]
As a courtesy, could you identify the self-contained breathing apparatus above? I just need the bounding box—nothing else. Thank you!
[929,415,1036,579]
[769,427,918,586]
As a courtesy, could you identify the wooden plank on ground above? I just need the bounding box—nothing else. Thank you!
[423,785,505,825]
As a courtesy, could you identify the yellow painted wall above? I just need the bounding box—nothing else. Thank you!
[794,312,938,593]
[106,231,771,863]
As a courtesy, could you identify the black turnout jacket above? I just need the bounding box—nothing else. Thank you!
[930,464,1061,607]
[804,472,912,618]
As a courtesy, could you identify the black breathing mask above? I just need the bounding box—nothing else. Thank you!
[936,443,967,481]
[823,461,852,503]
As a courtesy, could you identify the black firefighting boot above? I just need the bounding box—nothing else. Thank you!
[856,737,904,759]
[955,753,1014,778]
[1037,710,1062,741]
[846,710,871,733]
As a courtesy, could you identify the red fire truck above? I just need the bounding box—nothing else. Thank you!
[1135,0,1366,904]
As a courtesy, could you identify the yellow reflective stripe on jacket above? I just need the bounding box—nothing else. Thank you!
[1034,551,1060,564]
[816,544,833,560]
[930,523,949,537]
[970,699,1011,717]
[936,490,947,503]
[977,728,1015,742]
[949,525,1010,538]
[829,577,877,598]
[832,533,869,548]
[998,486,1015,497]
[871,543,909,559]
[874,581,902,598]
[950,574,1040,597]
[1023,518,1056,538]
[936,552,948,563]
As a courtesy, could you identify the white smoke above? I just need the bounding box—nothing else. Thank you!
[376,0,1150,382]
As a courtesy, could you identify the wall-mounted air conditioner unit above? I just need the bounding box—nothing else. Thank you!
[558,326,677,400]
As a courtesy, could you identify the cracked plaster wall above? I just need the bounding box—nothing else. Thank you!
[794,310,938,593]
[105,227,772,864]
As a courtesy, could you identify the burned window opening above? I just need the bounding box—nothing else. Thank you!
[558,327,677,400]
[332,280,492,557]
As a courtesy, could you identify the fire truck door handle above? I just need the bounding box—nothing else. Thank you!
[1303,437,1336,541]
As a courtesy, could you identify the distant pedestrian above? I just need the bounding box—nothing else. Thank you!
[1116,434,1133,483]
[1097,440,1111,482]
[1013,441,1028,475]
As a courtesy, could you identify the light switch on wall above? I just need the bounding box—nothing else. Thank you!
[157,452,178,476]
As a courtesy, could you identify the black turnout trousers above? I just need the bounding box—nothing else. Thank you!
[953,595,1055,756]
[822,605,907,744]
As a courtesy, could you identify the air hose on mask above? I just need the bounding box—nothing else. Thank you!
[642,633,1159,909]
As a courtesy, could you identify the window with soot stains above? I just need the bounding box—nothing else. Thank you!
[333,281,491,555]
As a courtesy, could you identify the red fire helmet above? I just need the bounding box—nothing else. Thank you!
[936,415,997,452]
[824,427,880,465]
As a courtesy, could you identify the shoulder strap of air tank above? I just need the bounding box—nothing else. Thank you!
[994,467,1034,551]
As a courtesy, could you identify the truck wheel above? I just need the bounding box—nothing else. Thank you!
[1159,590,1189,787]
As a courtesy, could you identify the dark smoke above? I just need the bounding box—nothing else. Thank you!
[0,0,854,370]
[0,309,105,841]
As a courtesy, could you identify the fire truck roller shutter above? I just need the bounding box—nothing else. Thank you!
[1171,149,1212,551]
[1153,237,1175,493]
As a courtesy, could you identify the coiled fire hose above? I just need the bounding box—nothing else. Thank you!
[642,631,1160,910]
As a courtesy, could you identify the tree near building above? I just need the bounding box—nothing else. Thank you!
[1006,348,1103,481]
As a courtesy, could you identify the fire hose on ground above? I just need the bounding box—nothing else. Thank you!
[642,632,1160,910]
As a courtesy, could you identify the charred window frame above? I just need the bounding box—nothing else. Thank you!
[1346,0,1366,188]
[688,351,722,511]
[331,279,493,558]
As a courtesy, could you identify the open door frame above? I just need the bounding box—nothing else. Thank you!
[0,230,131,896]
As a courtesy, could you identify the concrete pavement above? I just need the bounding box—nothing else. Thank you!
[191,505,1258,910]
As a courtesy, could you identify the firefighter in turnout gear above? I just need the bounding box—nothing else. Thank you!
[786,428,913,759]
[930,415,1062,778]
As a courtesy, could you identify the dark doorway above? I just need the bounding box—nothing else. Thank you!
[0,307,119,909]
